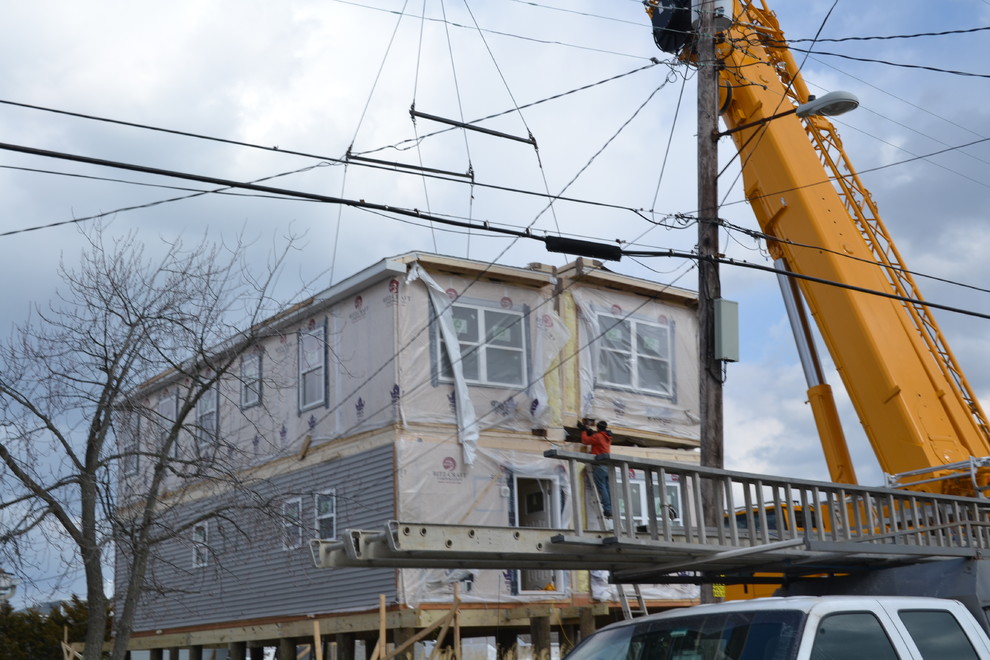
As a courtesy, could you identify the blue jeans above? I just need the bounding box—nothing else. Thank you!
[592,464,612,517]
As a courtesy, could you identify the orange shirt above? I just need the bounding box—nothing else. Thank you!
[581,429,612,455]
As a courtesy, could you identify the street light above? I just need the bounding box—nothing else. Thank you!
[719,90,860,136]
[797,90,860,117]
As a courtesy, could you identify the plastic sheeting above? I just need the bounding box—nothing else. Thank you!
[398,266,568,457]
[407,263,481,464]
[570,286,700,441]
[395,436,698,606]
[396,435,573,605]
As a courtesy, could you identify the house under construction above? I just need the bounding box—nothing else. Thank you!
[115,252,702,659]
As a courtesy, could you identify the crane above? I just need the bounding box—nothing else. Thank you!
[648,0,990,496]
[314,1,990,609]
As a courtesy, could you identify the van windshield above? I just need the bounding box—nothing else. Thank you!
[565,609,804,660]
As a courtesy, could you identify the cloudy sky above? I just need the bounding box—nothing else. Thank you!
[1,0,989,604]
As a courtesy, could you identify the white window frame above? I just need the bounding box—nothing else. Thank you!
[437,303,528,387]
[596,314,673,396]
[192,522,209,568]
[618,470,682,527]
[121,409,141,476]
[195,385,219,449]
[315,490,337,540]
[240,350,263,409]
[299,322,327,411]
[282,497,303,550]
[157,389,179,458]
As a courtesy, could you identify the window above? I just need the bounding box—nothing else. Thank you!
[282,498,303,550]
[240,350,262,408]
[565,609,804,660]
[438,304,527,386]
[120,409,140,476]
[156,389,178,458]
[195,385,219,448]
[192,522,209,568]
[899,610,980,660]
[618,471,682,527]
[597,315,672,395]
[810,612,899,660]
[315,491,337,540]
[299,322,327,410]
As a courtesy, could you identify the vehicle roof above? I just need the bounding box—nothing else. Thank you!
[598,595,965,631]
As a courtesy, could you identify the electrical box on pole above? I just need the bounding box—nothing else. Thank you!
[714,299,738,362]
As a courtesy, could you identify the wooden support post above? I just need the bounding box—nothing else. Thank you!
[188,646,203,660]
[229,641,247,660]
[336,633,356,660]
[250,644,266,660]
[391,628,416,660]
[149,649,163,660]
[495,630,517,660]
[168,647,181,660]
[369,593,386,660]
[530,617,551,660]
[453,584,461,660]
[559,624,579,657]
[279,637,296,660]
[313,622,325,660]
[579,607,596,640]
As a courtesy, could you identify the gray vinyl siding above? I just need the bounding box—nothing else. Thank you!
[125,444,395,632]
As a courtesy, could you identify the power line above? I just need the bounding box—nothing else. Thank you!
[327,0,652,60]
[624,247,990,322]
[786,25,990,44]
[0,137,662,238]
[786,48,990,79]
[718,218,990,298]
[0,140,630,263]
[0,162,334,238]
[0,141,530,240]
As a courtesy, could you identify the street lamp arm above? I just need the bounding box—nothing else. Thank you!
[717,90,859,137]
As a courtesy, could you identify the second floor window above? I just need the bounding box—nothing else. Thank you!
[120,409,140,476]
[299,322,327,410]
[282,498,303,550]
[195,385,219,447]
[192,522,209,568]
[315,491,336,540]
[597,315,672,396]
[241,351,262,408]
[157,389,179,458]
[438,304,526,386]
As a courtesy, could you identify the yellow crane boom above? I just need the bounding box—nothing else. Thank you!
[710,0,990,494]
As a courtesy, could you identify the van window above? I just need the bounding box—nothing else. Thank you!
[565,610,803,660]
[898,610,979,660]
[810,612,899,660]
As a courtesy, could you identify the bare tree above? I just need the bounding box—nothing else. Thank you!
[0,224,300,660]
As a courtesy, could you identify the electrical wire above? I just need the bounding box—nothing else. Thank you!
[411,0,438,251]
[786,48,990,79]
[0,162,334,238]
[786,25,990,44]
[803,56,990,156]
[326,0,653,60]
[436,0,477,257]
[718,218,990,298]
[623,247,990,322]
[459,0,564,236]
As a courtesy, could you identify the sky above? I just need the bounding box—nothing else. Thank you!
[1,0,989,605]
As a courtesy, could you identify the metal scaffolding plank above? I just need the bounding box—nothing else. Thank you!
[311,452,990,583]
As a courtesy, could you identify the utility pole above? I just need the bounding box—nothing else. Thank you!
[696,0,723,603]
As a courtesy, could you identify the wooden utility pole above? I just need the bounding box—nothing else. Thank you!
[697,0,724,603]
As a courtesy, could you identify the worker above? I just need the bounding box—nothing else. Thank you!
[578,419,613,519]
